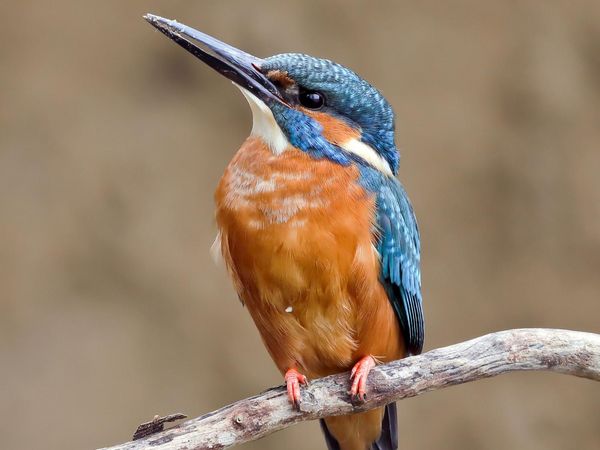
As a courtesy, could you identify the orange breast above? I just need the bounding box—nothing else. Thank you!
[215,137,404,378]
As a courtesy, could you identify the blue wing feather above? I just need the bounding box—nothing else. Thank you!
[360,166,424,355]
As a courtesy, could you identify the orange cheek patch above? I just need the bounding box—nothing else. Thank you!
[304,110,360,146]
[266,70,294,89]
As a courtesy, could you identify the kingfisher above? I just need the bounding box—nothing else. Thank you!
[145,14,424,450]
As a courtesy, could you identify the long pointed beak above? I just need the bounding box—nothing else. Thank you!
[144,14,285,105]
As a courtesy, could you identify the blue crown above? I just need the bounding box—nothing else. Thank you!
[262,54,399,174]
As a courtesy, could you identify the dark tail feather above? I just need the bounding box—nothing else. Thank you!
[319,403,398,450]
[373,403,398,450]
[319,418,341,450]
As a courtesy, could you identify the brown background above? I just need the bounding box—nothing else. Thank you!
[1,1,599,449]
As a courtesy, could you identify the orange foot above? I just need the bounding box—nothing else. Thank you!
[350,355,376,402]
[284,368,308,409]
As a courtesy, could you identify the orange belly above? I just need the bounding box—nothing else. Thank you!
[215,137,404,378]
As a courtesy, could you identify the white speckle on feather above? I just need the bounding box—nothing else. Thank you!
[210,233,222,266]
[372,244,381,260]
[285,306,293,313]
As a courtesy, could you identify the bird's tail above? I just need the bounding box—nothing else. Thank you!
[319,403,398,450]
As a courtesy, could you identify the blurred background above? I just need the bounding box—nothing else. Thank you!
[1,1,599,449]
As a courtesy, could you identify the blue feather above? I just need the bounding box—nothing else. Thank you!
[359,165,424,355]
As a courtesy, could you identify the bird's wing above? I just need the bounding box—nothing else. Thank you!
[375,177,424,355]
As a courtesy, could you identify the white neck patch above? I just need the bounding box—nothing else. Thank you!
[237,87,290,155]
[237,85,393,176]
[340,138,393,176]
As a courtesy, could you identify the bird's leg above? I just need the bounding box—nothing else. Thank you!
[349,355,376,402]
[284,368,308,409]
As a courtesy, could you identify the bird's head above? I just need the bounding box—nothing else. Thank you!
[145,14,398,175]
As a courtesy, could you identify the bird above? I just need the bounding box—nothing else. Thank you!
[145,14,424,450]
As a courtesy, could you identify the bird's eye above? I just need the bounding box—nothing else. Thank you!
[299,90,325,109]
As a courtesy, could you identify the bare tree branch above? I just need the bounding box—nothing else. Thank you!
[98,328,600,450]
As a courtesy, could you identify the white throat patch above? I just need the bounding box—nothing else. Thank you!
[237,87,290,155]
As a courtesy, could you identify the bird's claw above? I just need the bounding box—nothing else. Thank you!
[349,355,375,403]
[284,368,308,410]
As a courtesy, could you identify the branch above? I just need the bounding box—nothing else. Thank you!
[99,328,600,450]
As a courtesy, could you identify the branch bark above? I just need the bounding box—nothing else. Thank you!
[99,328,600,450]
